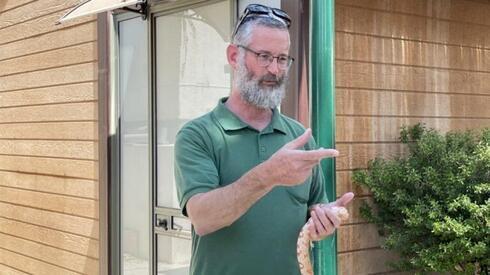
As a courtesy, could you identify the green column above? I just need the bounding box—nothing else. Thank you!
[310,0,337,274]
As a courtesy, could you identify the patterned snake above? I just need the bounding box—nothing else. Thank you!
[297,206,349,275]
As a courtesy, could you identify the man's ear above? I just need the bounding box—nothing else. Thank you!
[227,44,239,70]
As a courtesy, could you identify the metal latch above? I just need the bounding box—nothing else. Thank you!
[155,211,191,240]
[156,217,169,230]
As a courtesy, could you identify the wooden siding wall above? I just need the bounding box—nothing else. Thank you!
[0,0,99,274]
[335,0,490,274]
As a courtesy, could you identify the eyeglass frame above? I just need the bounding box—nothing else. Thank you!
[232,4,291,39]
[236,45,294,69]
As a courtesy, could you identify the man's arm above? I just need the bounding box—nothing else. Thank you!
[186,166,271,236]
[184,129,339,236]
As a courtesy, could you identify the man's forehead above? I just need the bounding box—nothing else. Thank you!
[248,26,290,52]
[250,25,290,38]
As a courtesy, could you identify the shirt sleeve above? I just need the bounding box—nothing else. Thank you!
[174,124,219,216]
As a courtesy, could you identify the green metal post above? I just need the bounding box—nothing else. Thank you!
[311,0,337,274]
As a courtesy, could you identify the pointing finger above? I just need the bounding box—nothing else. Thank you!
[299,148,339,161]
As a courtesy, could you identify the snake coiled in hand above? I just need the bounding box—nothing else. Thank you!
[297,206,349,275]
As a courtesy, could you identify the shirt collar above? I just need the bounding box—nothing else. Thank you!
[213,97,287,134]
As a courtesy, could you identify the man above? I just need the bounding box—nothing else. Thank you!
[174,4,354,275]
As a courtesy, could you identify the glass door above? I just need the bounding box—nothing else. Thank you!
[118,15,151,275]
[153,1,232,274]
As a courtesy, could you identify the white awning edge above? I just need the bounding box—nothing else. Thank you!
[57,0,146,24]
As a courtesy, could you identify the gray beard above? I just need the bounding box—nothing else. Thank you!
[234,60,288,109]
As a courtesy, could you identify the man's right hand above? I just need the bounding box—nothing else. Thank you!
[255,128,339,187]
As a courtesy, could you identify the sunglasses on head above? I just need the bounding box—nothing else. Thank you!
[232,4,291,38]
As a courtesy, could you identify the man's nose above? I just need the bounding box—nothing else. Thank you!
[266,58,280,75]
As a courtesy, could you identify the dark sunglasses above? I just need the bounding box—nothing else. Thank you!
[232,4,291,38]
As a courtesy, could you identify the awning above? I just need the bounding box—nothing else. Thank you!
[57,0,147,24]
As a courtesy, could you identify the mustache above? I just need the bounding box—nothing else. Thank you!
[257,74,285,86]
[261,74,280,82]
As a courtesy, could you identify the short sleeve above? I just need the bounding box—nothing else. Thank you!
[174,125,219,216]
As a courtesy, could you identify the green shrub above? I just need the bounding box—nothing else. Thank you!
[353,124,490,274]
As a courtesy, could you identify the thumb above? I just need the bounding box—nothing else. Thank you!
[333,192,355,207]
[283,128,312,150]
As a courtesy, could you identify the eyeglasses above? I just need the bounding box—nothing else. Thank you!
[237,45,294,69]
[232,4,291,38]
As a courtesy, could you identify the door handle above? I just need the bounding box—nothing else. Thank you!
[156,218,168,231]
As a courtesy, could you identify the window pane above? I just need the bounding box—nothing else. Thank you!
[157,235,191,274]
[155,1,231,208]
[119,17,150,275]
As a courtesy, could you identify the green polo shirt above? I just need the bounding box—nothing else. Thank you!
[174,97,328,275]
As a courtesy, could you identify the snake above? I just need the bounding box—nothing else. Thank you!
[297,206,349,275]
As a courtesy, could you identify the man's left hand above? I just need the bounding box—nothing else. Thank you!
[307,192,355,241]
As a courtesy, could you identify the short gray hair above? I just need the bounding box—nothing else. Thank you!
[232,16,289,46]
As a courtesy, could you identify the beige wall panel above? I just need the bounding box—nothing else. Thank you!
[336,117,490,143]
[338,223,381,252]
[0,22,96,61]
[0,122,97,140]
[0,10,95,45]
[0,233,98,274]
[0,248,78,275]
[0,1,100,272]
[337,119,413,143]
[0,82,97,108]
[0,42,97,77]
[0,263,29,275]
[335,0,490,272]
[0,171,98,199]
[0,217,98,258]
[0,186,98,219]
[0,63,96,92]
[336,61,490,95]
[336,0,490,27]
[0,102,97,123]
[0,155,97,179]
[0,202,99,239]
[336,32,490,72]
[336,5,490,48]
[338,248,399,274]
[336,89,490,118]
[0,0,83,29]
[336,143,408,170]
[337,170,371,197]
[0,0,36,13]
[0,140,98,160]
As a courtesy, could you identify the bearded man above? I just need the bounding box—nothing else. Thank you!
[174,4,353,275]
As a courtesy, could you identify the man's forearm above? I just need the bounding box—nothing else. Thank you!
[186,167,273,236]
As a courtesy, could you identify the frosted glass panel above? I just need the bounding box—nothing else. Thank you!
[157,235,191,274]
[156,0,231,208]
[119,17,150,275]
